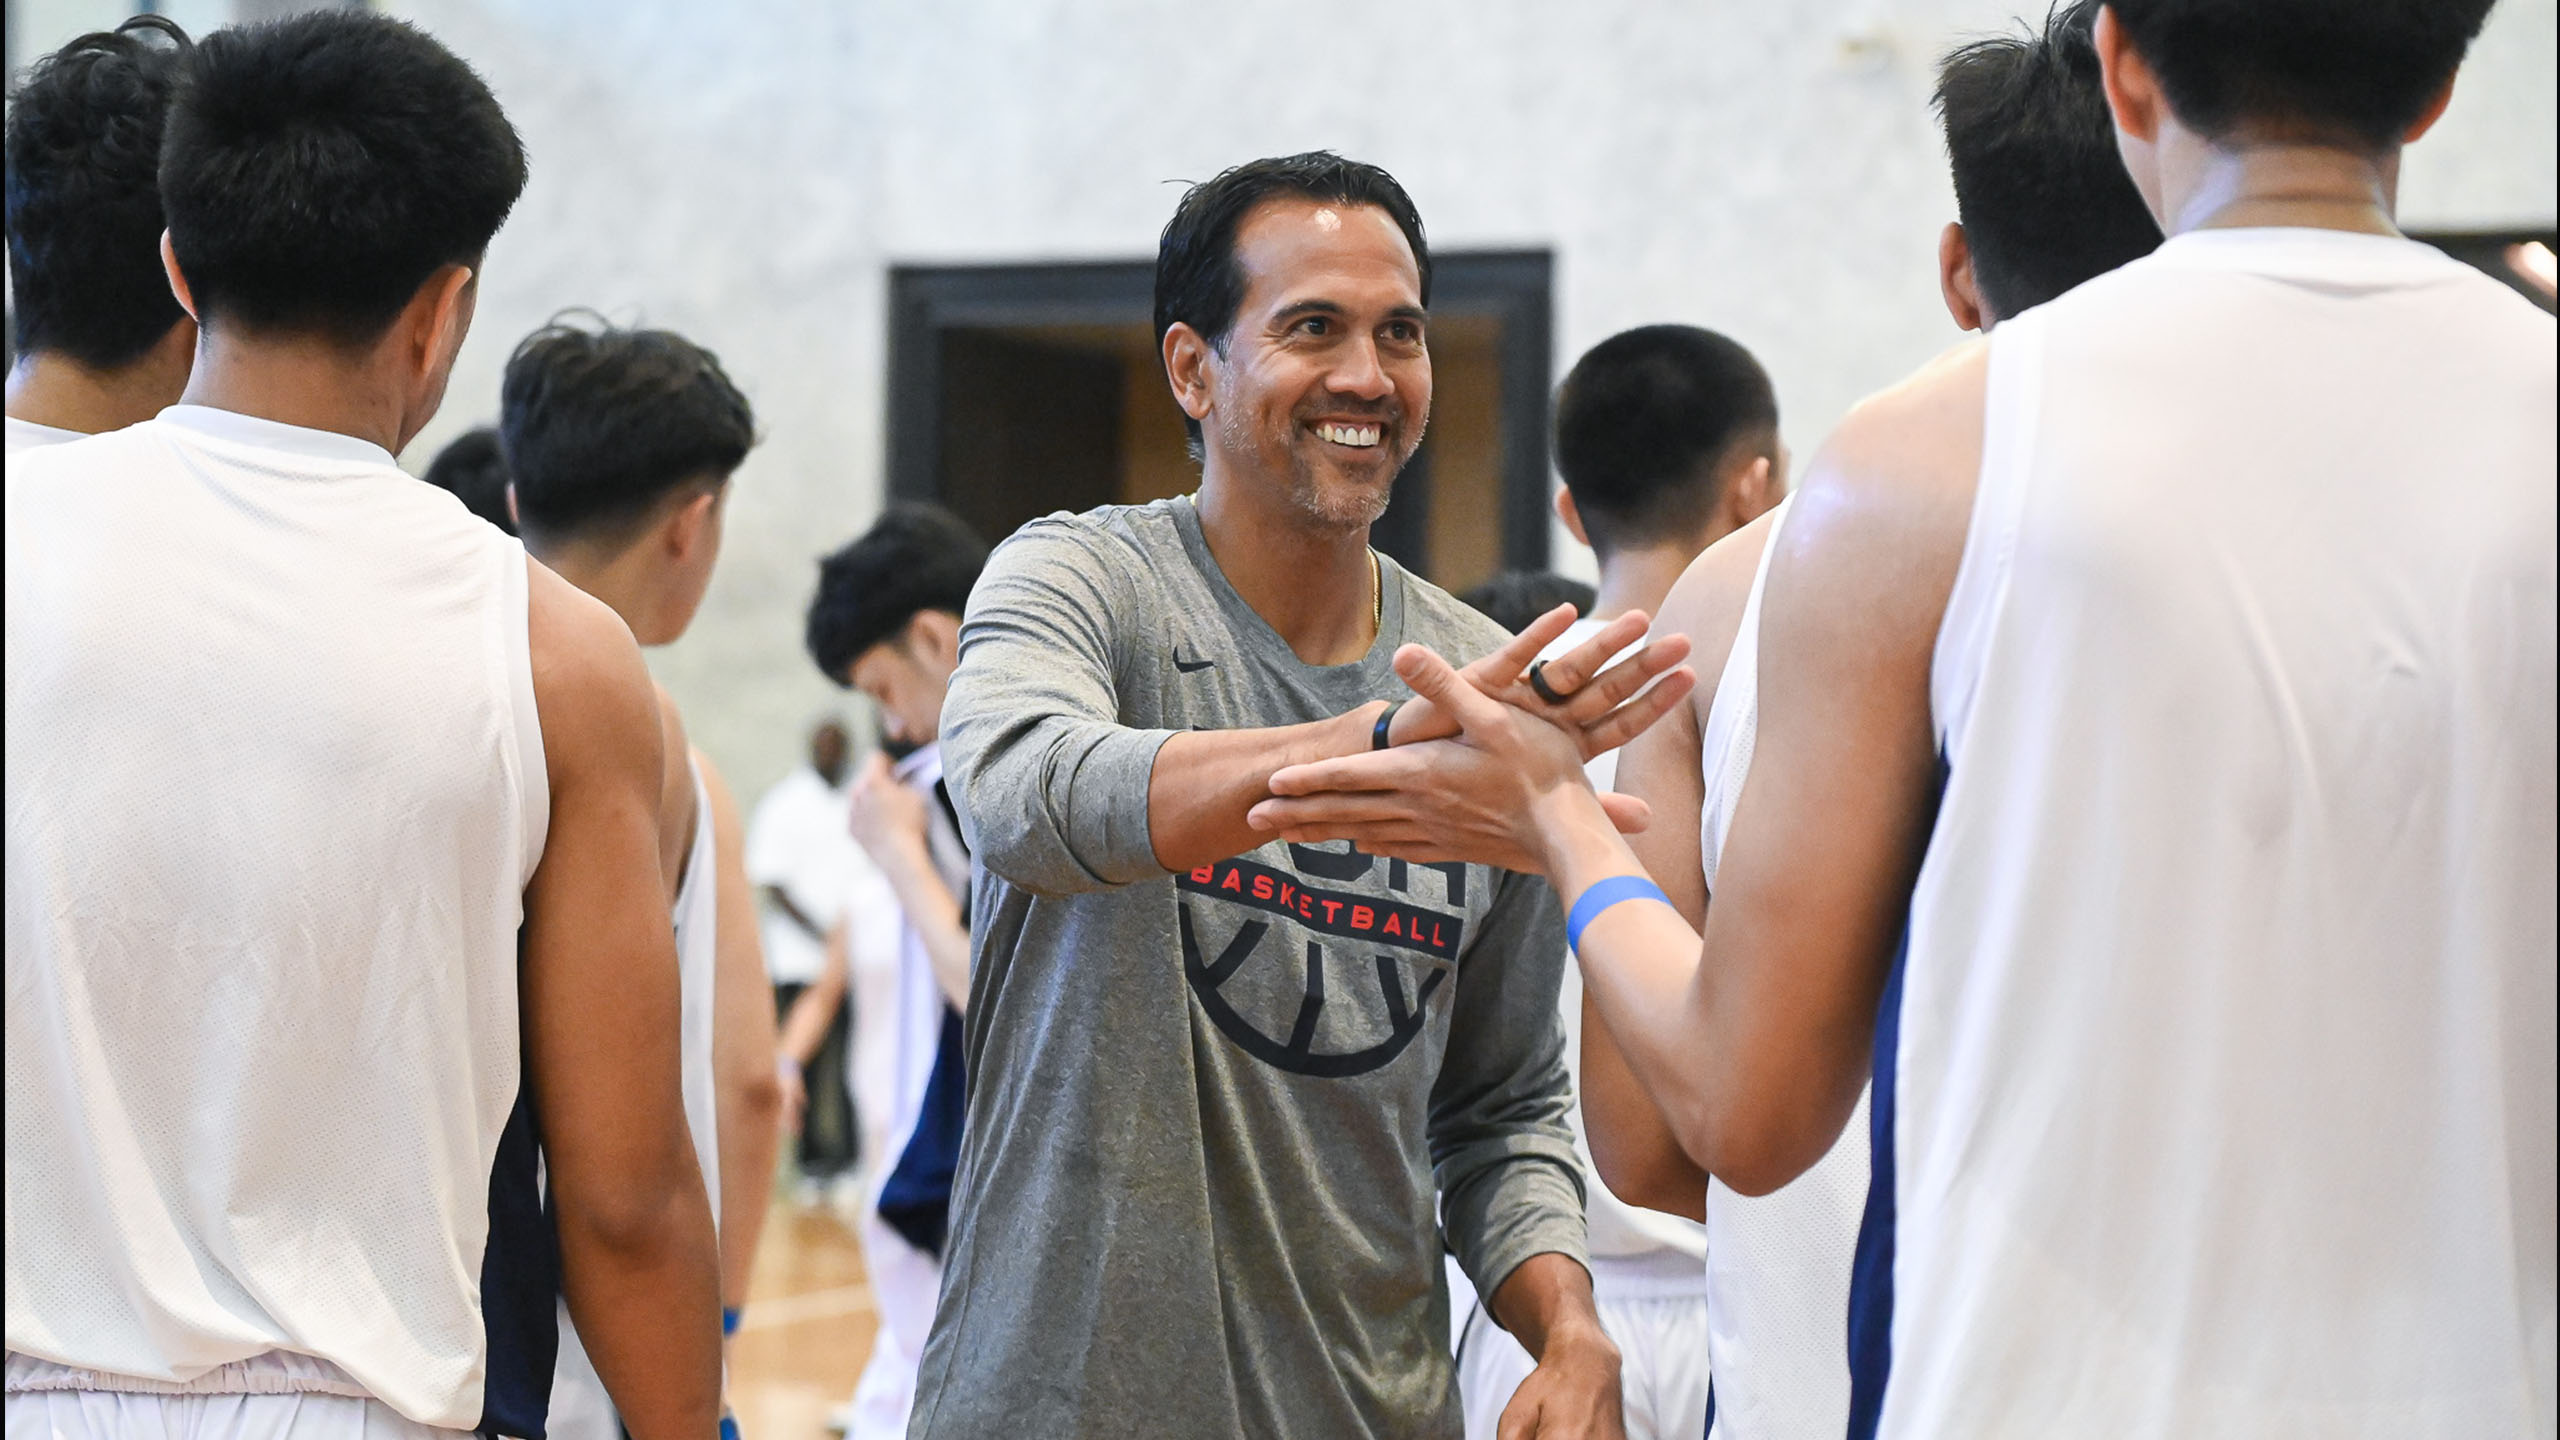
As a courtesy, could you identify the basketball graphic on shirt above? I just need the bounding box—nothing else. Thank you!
[1178,841,1474,1078]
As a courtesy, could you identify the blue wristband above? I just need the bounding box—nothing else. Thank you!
[722,1305,741,1337]
[719,1415,741,1440]
[1566,875,1671,954]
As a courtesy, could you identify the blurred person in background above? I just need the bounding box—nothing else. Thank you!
[749,715,867,1195]
[4,16,194,452]
[792,502,986,1440]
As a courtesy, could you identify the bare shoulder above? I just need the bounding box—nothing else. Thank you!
[1771,340,1986,647]
[1658,506,1782,727]
[525,556,664,792]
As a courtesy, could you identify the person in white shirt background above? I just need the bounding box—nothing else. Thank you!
[3,16,195,454]
[752,715,869,1195]
[785,503,986,1440]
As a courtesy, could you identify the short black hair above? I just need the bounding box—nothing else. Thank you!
[806,504,989,683]
[1936,2,2164,320]
[422,426,516,534]
[158,9,527,345]
[1460,571,1600,638]
[500,316,756,543]
[1553,326,1779,557]
[1154,151,1432,451]
[2107,0,2494,150]
[5,17,191,369]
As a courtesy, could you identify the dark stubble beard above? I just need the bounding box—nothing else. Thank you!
[1220,403,1425,533]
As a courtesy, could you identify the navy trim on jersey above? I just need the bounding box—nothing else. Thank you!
[1701,1377,1715,1437]
[477,1076,560,1437]
[1845,753,1945,1440]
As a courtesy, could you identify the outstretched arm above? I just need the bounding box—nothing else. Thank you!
[941,520,1682,895]
[1255,347,1984,1194]
[697,750,781,1318]
[522,560,722,1440]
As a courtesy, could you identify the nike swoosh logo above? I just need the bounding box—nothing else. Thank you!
[1174,652,1216,673]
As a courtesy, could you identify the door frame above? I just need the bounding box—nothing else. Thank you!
[885,250,1555,571]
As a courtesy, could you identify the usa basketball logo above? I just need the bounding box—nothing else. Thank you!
[1178,842,1472,1078]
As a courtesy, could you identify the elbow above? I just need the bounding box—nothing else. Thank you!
[732,1066,785,1130]
[556,1158,711,1262]
[1673,1101,1826,1199]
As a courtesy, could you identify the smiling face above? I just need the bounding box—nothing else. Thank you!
[1181,197,1431,532]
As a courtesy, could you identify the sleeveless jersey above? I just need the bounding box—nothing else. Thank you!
[1870,228,2557,1437]
[4,406,548,1430]
[1695,494,1866,1440]
[550,756,723,1440]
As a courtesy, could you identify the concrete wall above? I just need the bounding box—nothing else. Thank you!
[21,1,2550,802]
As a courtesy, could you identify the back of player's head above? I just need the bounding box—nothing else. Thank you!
[1155,151,1432,451]
[1936,1,2163,320]
[158,9,526,346]
[2105,0,2495,151]
[500,316,756,544]
[806,504,989,683]
[1460,571,1600,638]
[422,426,516,535]
[5,17,191,369]
[1553,325,1778,558]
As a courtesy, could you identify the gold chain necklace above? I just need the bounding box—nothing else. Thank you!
[1371,549,1384,630]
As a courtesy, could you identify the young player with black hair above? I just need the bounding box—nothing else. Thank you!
[1452,324,1785,1440]
[7,13,721,1439]
[789,502,987,1440]
[4,16,194,450]
[499,316,783,1440]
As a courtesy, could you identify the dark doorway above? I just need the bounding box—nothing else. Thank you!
[886,252,1553,593]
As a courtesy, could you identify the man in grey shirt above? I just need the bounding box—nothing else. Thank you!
[919,154,1681,1439]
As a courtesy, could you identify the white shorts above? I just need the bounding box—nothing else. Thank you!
[1454,1281,1711,1440]
[4,1390,457,1440]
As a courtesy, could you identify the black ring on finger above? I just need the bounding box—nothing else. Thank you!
[1526,659,1573,706]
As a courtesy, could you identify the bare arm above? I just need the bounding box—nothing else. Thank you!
[522,560,721,1440]
[1259,350,1985,1194]
[1486,1253,1626,1440]
[943,519,1681,896]
[698,750,780,1314]
[777,921,846,1066]
[1577,519,1771,1217]
[846,753,973,1012]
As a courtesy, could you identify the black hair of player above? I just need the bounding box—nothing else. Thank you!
[1553,325,1779,559]
[807,504,989,683]
[157,9,526,346]
[2105,0,2495,150]
[422,426,517,535]
[1154,151,1432,454]
[500,315,757,543]
[1935,2,2164,319]
[5,17,192,369]
[1460,571,1601,638]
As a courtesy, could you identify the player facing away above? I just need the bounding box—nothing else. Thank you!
[3,16,195,451]
[6,12,721,1440]
[1252,1,2554,1435]
[1577,6,2163,1437]
[500,317,785,1438]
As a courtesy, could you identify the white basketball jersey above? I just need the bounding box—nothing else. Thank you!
[1874,228,2557,1438]
[4,406,548,1430]
[4,414,83,452]
[1695,494,1866,1440]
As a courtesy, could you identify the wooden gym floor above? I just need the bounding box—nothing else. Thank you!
[731,1198,880,1438]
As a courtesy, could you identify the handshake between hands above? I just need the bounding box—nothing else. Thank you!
[1247,605,1696,877]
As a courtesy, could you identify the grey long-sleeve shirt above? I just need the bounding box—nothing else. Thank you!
[912,495,1585,1440]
